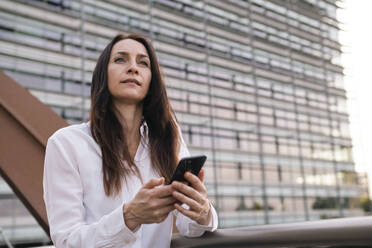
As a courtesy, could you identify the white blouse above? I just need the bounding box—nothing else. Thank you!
[43,122,218,248]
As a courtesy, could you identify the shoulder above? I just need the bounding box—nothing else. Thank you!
[48,122,91,146]
[176,123,191,159]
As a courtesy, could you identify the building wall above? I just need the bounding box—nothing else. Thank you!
[0,0,367,245]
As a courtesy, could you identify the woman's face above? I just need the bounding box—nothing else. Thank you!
[107,39,152,106]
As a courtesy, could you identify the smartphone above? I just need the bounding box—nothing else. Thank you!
[169,155,207,184]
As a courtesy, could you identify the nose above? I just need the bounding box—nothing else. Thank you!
[126,60,139,75]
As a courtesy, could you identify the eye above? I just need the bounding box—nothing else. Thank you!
[114,57,125,62]
[139,61,149,66]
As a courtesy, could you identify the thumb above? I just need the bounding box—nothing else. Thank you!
[143,177,164,189]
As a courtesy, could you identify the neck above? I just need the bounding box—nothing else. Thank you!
[113,101,143,141]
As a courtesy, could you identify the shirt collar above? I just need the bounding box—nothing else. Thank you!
[87,119,148,138]
[139,120,148,138]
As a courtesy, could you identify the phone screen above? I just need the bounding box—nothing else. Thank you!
[169,155,207,184]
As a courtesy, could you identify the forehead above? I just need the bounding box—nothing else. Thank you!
[110,39,149,57]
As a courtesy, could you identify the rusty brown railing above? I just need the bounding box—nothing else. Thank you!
[0,71,68,235]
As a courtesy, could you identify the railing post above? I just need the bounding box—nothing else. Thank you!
[0,227,14,248]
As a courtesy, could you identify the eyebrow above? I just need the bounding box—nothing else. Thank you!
[115,51,149,58]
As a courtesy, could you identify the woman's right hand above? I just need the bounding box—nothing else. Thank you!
[123,177,176,231]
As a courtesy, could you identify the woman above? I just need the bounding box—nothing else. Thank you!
[43,33,218,247]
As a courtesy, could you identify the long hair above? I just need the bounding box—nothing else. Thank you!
[89,33,180,196]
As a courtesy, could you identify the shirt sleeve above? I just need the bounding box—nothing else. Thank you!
[174,127,219,237]
[43,135,138,248]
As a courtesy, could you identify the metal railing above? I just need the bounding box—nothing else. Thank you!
[171,216,372,247]
[0,227,13,248]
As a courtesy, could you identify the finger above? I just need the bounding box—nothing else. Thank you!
[184,172,206,194]
[172,191,203,212]
[171,181,204,203]
[157,204,176,216]
[153,205,176,223]
[174,203,198,221]
[148,204,175,224]
[143,177,164,189]
[153,196,177,207]
[198,168,205,183]
[152,185,175,198]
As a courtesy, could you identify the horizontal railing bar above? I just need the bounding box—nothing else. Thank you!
[171,216,372,247]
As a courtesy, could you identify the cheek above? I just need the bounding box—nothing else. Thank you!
[147,73,152,85]
[107,67,118,92]
[144,71,152,90]
[107,76,114,95]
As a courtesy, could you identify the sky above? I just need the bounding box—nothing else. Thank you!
[338,1,372,196]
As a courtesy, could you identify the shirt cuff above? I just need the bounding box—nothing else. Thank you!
[188,202,218,232]
[99,203,139,246]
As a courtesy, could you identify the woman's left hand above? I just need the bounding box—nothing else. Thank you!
[171,168,211,225]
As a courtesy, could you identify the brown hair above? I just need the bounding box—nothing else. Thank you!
[89,33,180,196]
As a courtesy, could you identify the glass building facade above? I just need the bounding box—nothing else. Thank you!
[0,0,368,245]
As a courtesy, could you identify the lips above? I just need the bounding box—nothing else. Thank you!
[120,79,140,86]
